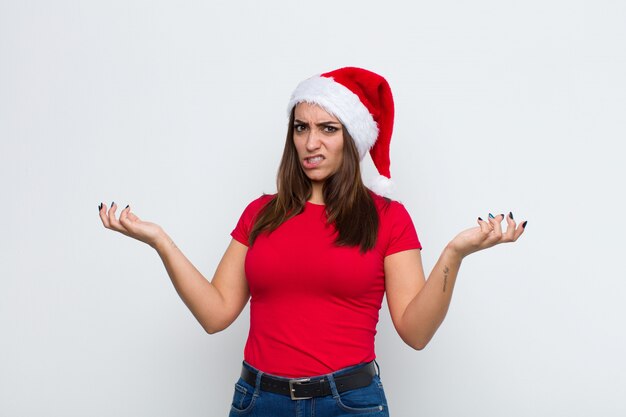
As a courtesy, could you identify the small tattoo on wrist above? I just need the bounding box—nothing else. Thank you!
[443,266,450,292]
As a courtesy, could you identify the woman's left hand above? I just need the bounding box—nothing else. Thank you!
[446,213,527,259]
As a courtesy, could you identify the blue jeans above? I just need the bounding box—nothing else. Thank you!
[228,361,389,416]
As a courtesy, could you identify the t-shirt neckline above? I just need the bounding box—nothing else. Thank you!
[306,200,326,208]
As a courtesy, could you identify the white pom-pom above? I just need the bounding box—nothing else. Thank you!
[367,175,394,198]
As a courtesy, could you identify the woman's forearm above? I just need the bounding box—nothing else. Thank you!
[400,245,463,349]
[153,235,227,333]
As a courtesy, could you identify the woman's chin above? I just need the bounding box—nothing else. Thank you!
[306,174,330,184]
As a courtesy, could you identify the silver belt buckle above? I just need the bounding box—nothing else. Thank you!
[289,378,312,400]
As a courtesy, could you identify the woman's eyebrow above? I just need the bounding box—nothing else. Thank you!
[293,119,341,126]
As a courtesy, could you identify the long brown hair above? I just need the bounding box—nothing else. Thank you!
[249,107,380,252]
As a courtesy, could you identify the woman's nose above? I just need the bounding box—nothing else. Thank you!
[305,131,322,151]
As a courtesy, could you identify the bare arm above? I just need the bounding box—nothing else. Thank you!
[99,202,249,334]
[385,247,461,350]
[154,236,249,334]
[385,213,527,350]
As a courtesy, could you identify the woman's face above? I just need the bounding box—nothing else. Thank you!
[293,102,344,185]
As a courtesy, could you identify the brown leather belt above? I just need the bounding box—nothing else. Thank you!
[240,361,377,400]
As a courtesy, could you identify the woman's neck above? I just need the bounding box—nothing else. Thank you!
[308,182,325,205]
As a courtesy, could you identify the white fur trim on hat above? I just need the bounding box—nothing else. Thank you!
[367,174,395,198]
[287,75,379,160]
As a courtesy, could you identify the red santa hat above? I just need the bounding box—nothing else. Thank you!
[287,67,395,197]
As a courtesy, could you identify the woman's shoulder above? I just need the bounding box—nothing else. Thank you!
[241,193,276,214]
[231,194,276,243]
[369,191,421,250]
[369,190,407,215]
[250,193,276,206]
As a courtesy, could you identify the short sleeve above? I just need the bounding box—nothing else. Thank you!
[230,195,274,246]
[384,201,422,257]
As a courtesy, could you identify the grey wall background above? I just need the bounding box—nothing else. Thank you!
[1,0,625,415]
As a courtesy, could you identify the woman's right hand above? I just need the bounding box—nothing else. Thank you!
[98,202,167,249]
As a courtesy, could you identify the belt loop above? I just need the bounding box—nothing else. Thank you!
[374,359,381,377]
[253,367,264,396]
[325,372,340,399]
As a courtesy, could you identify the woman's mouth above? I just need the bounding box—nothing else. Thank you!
[303,155,325,169]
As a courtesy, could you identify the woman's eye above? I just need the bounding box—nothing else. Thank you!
[293,124,306,132]
[323,126,338,133]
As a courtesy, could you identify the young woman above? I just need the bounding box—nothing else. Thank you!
[99,67,527,416]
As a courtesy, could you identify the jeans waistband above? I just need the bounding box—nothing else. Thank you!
[241,360,380,380]
[240,360,379,400]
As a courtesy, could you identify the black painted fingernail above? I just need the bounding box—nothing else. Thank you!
[98,203,102,211]
[509,211,514,219]
[522,221,528,228]
[111,201,115,207]
[478,217,483,221]
[125,204,129,209]
[489,213,495,219]
[499,213,504,218]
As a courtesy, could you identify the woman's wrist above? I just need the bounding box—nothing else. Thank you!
[443,241,466,264]
[151,230,175,253]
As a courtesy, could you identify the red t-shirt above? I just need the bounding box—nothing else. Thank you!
[231,193,422,377]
